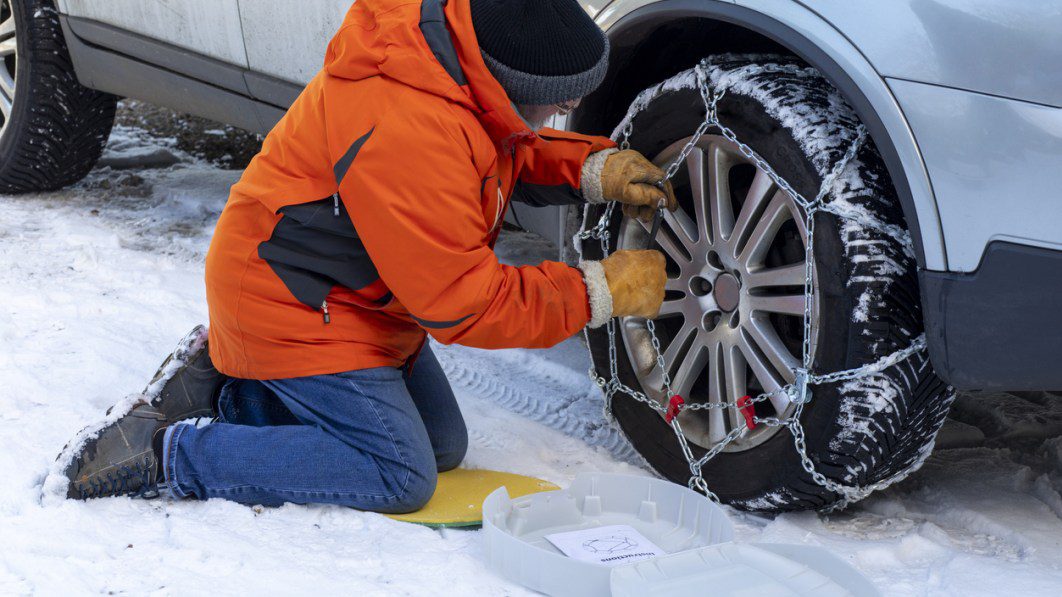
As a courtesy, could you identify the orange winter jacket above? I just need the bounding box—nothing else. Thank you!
[205,0,615,379]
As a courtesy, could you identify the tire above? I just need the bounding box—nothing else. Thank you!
[584,56,956,511]
[0,0,116,193]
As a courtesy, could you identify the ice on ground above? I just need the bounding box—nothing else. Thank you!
[1,116,1061,595]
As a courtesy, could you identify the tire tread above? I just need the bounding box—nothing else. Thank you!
[0,0,116,193]
[588,55,956,512]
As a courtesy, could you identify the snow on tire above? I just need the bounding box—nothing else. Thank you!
[584,55,956,512]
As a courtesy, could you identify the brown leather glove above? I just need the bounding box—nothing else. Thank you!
[602,249,667,320]
[601,150,678,221]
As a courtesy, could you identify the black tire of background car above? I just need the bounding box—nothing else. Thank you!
[583,57,955,512]
[0,0,116,193]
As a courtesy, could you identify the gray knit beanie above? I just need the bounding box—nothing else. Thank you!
[471,0,610,105]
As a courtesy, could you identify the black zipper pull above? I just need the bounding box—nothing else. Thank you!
[333,193,341,217]
[321,300,331,324]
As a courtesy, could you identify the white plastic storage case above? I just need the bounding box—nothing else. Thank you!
[482,473,880,596]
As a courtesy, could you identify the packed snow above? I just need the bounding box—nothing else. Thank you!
[2,115,1061,595]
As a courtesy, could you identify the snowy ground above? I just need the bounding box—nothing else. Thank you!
[2,116,1061,595]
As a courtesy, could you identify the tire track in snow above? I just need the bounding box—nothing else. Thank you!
[433,341,645,465]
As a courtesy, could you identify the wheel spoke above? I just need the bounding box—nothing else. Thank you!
[748,292,806,317]
[729,169,776,257]
[665,207,699,253]
[723,345,748,432]
[644,323,694,390]
[638,215,688,263]
[662,324,697,369]
[744,263,806,290]
[705,343,728,444]
[665,277,687,294]
[786,195,809,239]
[737,192,790,268]
[767,390,792,417]
[736,331,787,396]
[638,208,696,262]
[657,298,686,319]
[0,17,14,42]
[0,11,13,113]
[743,315,800,384]
[686,147,710,244]
[668,330,709,397]
[708,142,734,245]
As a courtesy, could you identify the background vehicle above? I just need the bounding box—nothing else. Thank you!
[6,0,1058,509]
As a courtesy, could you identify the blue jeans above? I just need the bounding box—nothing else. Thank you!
[162,346,467,513]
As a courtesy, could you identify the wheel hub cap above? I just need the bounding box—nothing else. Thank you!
[713,273,741,312]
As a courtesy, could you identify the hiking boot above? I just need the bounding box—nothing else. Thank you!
[138,325,227,423]
[63,404,168,500]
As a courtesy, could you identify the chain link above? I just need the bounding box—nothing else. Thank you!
[580,59,929,510]
[645,319,674,398]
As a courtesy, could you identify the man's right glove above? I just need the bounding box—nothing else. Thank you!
[581,149,678,222]
[578,250,667,328]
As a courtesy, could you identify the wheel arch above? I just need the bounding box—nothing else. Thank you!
[572,0,947,271]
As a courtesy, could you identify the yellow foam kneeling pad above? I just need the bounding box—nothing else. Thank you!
[385,468,560,528]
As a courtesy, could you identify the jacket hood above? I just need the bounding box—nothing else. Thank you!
[324,0,536,146]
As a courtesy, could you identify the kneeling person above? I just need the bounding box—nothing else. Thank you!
[62,0,674,512]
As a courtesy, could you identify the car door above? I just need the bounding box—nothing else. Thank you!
[239,1,612,85]
[58,0,248,67]
[238,0,352,85]
[234,0,585,252]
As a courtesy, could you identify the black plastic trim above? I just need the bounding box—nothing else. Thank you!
[920,242,1062,390]
[60,15,301,135]
[65,17,249,94]
[244,72,303,111]
[579,0,930,269]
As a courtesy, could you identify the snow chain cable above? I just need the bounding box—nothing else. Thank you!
[576,60,930,511]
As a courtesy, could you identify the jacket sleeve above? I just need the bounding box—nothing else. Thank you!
[337,110,592,349]
[511,128,617,207]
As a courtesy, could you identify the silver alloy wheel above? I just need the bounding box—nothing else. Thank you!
[0,0,15,131]
[617,134,819,452]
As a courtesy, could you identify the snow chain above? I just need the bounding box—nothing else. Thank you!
[576,60,930,511]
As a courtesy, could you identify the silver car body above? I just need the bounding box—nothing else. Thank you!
[600,0,1062,274]
[53,0,1062,388]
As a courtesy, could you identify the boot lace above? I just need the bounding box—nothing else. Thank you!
[76,455,160,500]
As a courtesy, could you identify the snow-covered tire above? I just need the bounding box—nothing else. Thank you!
[584,56,956,511]
[0,0,116,193]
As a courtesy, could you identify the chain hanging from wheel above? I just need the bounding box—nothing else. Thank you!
[577,59,930,510]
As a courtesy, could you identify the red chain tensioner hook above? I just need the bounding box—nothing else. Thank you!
[737,395,757,430]
[665,395,685,423]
